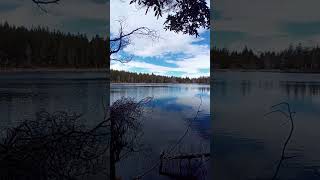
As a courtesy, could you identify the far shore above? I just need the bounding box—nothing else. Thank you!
[214,68,320,74]
[0,68,108,73]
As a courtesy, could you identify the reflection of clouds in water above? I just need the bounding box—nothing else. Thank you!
[110,84,210,111]
[114,85,211,179]
[110,84,211,140]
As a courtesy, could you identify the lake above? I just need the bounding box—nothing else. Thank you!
[213,71,320,180]
[0,71,109,179]
[0,71,108,128]
[111,83,211,179]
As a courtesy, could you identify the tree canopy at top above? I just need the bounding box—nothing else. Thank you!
[130,0,210,37]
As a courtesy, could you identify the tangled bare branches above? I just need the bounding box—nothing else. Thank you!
[110,97,152,179]
[0,111,110,180]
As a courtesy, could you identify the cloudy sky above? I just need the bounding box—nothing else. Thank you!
[213,0,320,52]
[0,0,108,38]
[110,0,210,78]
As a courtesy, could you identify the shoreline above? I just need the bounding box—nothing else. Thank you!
[0,68,108,73]
[214,69,320,74]
[111,82,210,85]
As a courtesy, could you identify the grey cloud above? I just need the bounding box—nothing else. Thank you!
[214,0,320,50]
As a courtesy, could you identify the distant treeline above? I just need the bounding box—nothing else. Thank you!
[0,22,108,69]
[212,45,320,71]
[111,70,210,84]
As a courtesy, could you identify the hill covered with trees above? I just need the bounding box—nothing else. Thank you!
[0,22,108,69]
[111,70,210,84]
[212,45,320,72]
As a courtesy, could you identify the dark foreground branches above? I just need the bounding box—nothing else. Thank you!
[0,111,110,180]
[0,97,151,180]
[265,102,296,180]
[110,97,153,179]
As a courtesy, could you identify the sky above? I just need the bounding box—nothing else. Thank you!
[0,0,108,38]
[110,0,210,78]
[213,0,320,52]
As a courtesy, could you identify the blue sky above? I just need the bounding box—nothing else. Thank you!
[213,0,320,52]
[0,0,108,38]
[110,0,210,78]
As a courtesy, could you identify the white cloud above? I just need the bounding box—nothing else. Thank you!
[110,0,210,77]
[111,52,210,78]
[110,0,210,57]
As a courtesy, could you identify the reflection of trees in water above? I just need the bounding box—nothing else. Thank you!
[197,87,210,93]
[240,80,252,96]
[214,79,320,98]
[280,81,320,97]
[0,81,108,127]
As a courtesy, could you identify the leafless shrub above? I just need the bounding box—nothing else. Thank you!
[0,111,110,180]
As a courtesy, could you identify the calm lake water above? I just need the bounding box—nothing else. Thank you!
[111,83,211,179]
[213,71,320,180]
[0,72,108,129]
[0,71,109,179]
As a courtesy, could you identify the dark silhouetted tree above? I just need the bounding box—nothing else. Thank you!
[129,0,210,36]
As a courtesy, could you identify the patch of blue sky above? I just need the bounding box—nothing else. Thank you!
[165,71,187,77]
[199,68,210,73]
[192,31,210,46]
[127,67,151,74]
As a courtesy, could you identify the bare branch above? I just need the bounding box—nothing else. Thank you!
[32,0,60,4]
[266,102,296,180]
[110,20,159,63]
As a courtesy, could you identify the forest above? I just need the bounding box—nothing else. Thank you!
[212,45,320,71]
[0,22,108,69]
[111,70,210,84]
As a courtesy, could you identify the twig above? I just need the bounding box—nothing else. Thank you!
[265,102,295,180]
[133,95,203,179]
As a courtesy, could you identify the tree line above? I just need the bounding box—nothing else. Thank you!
[212,45,320,71]
[0,22,108,69]
[111,70,210,84]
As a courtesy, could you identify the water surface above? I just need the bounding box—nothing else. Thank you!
[213,71,320,180]
[111,83,211,179]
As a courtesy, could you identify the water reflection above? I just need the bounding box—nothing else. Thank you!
[111,83,210,180]
[213,71,320,180]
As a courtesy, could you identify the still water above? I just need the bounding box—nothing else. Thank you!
[213,71,320,180]
[0,71,108,130]
[0,71,109,179]
[111,83,211,179]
